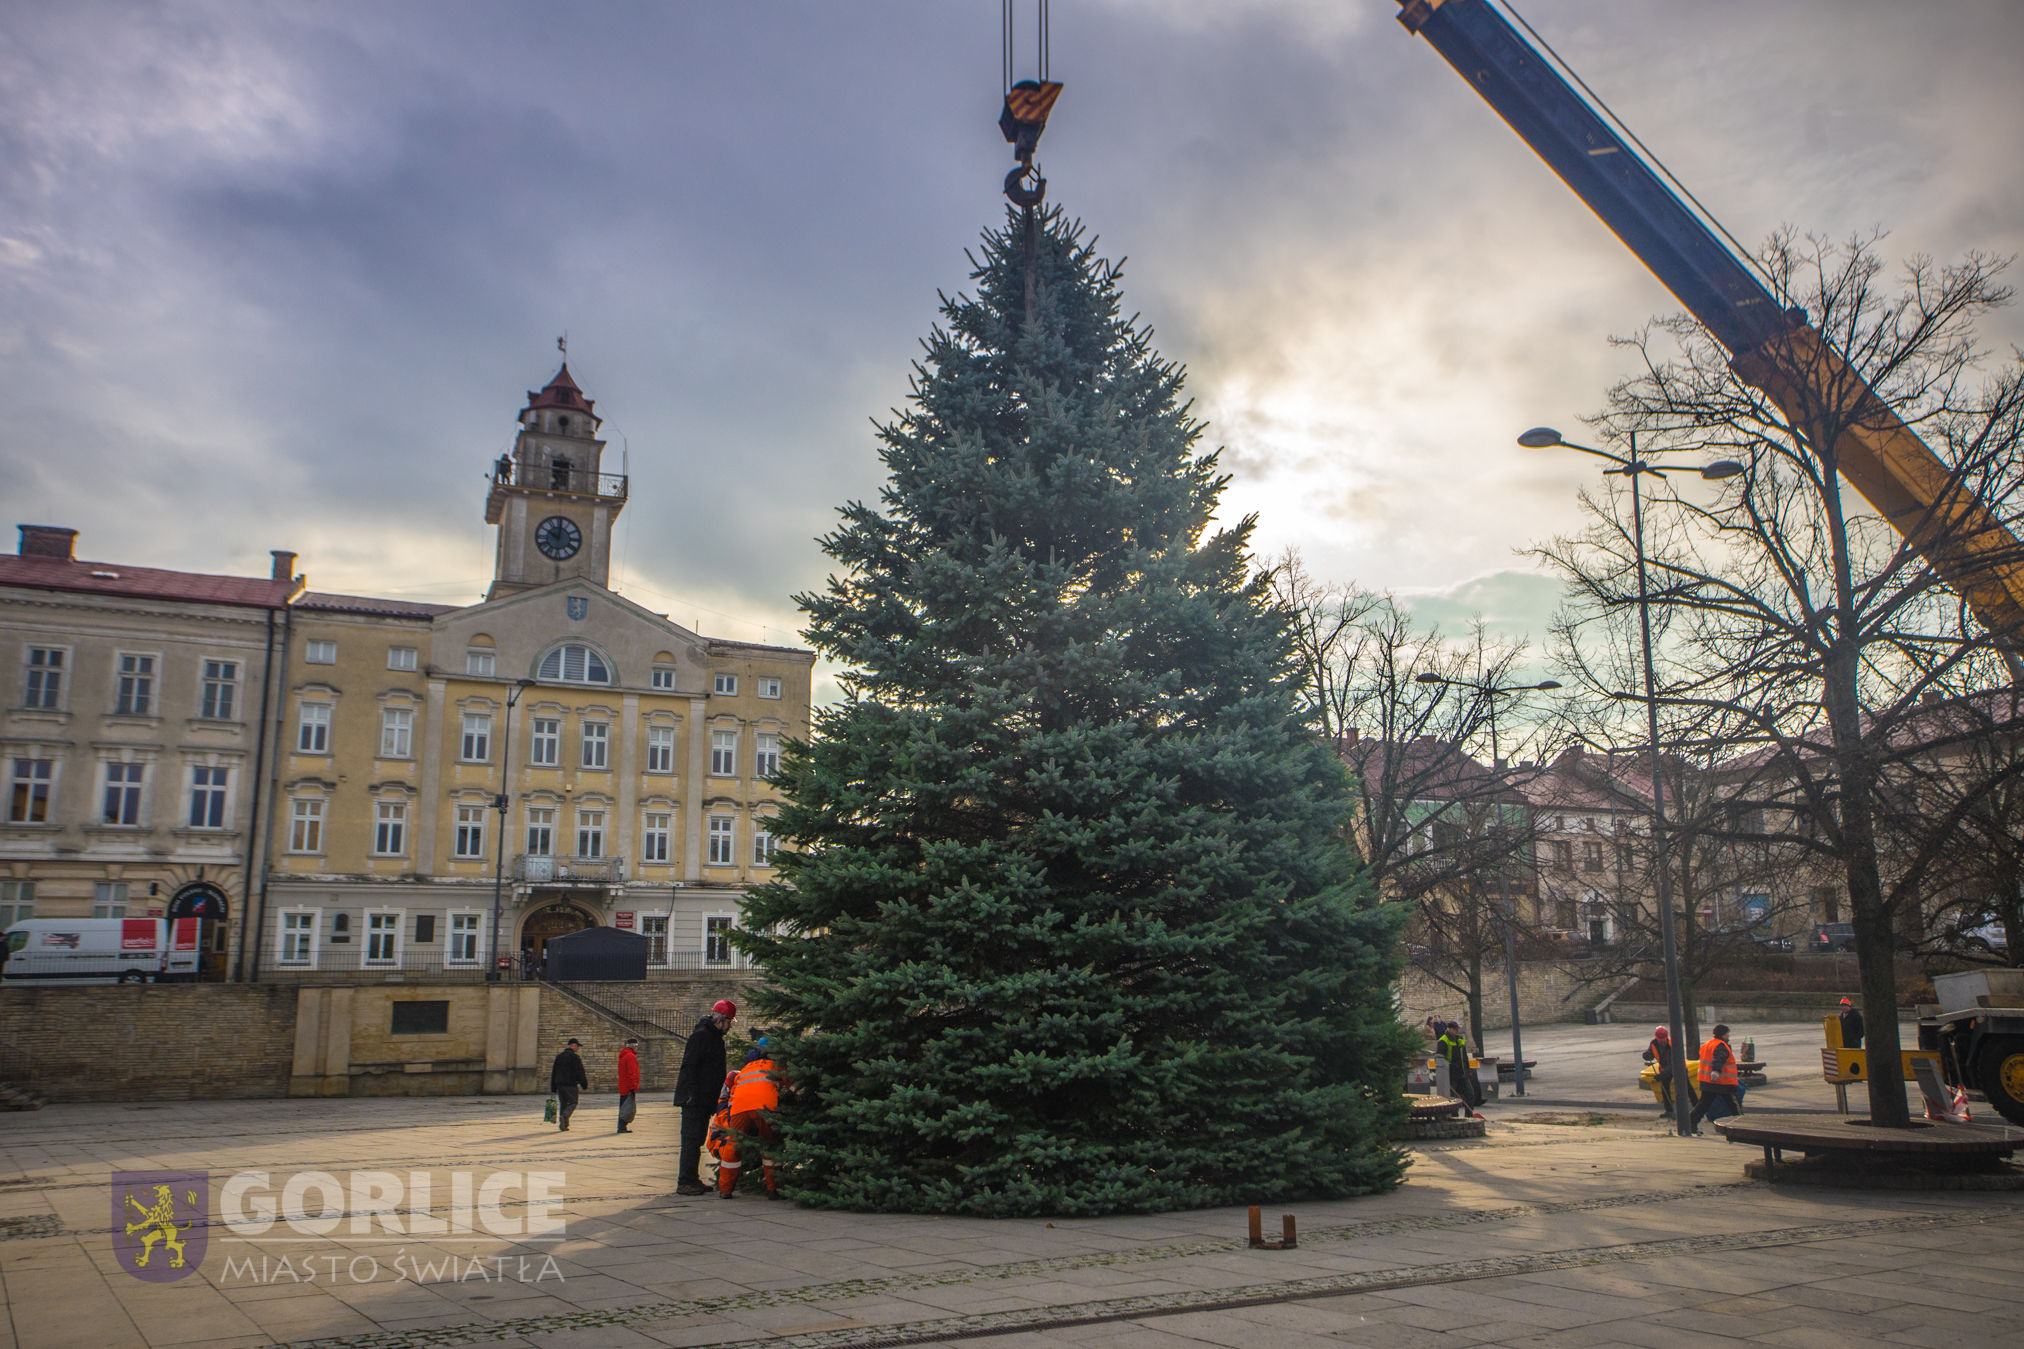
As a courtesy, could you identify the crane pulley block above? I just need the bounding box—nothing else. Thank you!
[1000,79,1063,164]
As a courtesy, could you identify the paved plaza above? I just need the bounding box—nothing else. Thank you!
[0,1022,2019,1349]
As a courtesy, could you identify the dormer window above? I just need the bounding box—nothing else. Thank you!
[537,644,610,684]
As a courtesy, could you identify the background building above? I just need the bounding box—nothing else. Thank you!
[1,525,302,977]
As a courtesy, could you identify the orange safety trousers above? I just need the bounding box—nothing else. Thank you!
[724,1110,779,1194]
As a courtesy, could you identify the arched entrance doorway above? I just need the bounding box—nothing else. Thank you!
[167,883,230,982]
[519,902,597,976]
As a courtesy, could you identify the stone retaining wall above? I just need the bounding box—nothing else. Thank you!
[1399,960,1599,1032]
[0,984,301,1102]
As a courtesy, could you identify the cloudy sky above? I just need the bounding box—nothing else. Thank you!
[5,1,2020,691]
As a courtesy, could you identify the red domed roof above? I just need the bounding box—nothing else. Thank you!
[526,363,597,419]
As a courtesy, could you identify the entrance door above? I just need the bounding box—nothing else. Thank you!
[167,884,230,982]
[519,901,596,975]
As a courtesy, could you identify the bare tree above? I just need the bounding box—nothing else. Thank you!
[1537,232,2024,1126]
[1270,552,1554,1047]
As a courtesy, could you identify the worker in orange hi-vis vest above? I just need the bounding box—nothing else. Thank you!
[725,1036,787,1200]
[1687,1023,1742,1134]
[707,1071,742,1196]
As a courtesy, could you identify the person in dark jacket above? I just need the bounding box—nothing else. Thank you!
[1642,1025,1691,1116]
[550,1038,588,1132]
[672,999,737,1195]
[1437,1021,1482,1113]
[1838,997,1865,1050]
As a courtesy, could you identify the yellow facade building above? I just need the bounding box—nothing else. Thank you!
[255,364,812,978]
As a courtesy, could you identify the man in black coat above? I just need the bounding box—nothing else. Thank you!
[550,1037,589,1132]
[672,999,737,1195]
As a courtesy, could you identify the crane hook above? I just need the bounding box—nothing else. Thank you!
[1004,163,1047,209]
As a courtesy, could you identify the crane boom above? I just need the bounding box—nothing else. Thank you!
[1397,0,2024,643]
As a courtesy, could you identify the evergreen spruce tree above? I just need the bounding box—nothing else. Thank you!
[738,206,1414,1216]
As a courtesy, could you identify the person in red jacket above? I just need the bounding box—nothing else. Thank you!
[615,1037,641,1134]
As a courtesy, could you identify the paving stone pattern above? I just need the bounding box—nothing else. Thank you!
[0,1068,2018,1349]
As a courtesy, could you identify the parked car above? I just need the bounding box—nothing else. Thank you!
[1810,922,1857,953]
[1753,933,1797,953]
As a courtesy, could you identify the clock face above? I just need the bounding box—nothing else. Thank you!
[535,516,583,560]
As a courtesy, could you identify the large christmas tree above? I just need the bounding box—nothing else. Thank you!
[738,206,1414,1216]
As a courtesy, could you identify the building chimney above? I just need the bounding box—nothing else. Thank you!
[271,550,298,582]
[17,525,77,560]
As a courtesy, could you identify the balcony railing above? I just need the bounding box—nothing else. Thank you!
[512,854,624,884]
[256,947,751,982]
[491,460,627,501]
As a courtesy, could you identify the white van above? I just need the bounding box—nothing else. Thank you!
[1,919,204,984]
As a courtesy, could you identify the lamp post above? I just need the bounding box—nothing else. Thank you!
[1415,671,1560,1098]
[487,678,539,982]
[1518,426,1742,1136]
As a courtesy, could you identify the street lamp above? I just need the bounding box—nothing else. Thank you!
[1414,670,1561,1098]
[1518,426,1742,1137]
[487,677,540,982]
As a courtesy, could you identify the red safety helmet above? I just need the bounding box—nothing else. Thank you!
[1839,997,1853,1006]
[712,999,738,1017]
[1653,1026,1670,1040]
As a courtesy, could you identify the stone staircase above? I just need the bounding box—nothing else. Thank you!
[0,1081,46,1111]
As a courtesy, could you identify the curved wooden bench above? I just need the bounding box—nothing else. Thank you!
[1716,1111,2022,1172]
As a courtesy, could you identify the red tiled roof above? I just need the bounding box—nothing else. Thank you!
[0,553,295,609]
[297,591,461,619]
[526,363,596,418]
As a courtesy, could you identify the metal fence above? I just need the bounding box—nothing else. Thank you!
[255,947,751,981]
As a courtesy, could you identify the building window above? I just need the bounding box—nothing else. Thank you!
[530,718,560,766]
[381,708,413,758]
[455,804,487,858]
[200,660,238,719]
[710,729,736,776]
[413,914,437,944]
[330,913,351,944]
[0,880,35,930]
[754,827,776,866]
[754,732,781,780]
[1581,840,1604,872]
[448,913,480,963]
[115,654,154,715]
[646,725,675,774]
[642,812,670,863]
[713,674,737,696]
[536,644,610,684]
[1550,840,1573,871]
[581,721,608,769]
[23,648,63,709]
[387,646,419,672]
[461,713,492,762]
[577,810,605,858]
[466,650,496,677]
[279,912,316,965]
[374,801,407,855]
[705,915,733,965]
[366,912,400,964]
[757,677,782,700]
[526,808,555,856]
[651,666,675,690]
[102,762,144,825]
[93,881,129,919]
[188,767,228,828]
[298,704,331,753]
[304,640,336,665]
[289,799,324,852]
[708,815,733,865]
[8,760,53,824]
[643,915,668,965]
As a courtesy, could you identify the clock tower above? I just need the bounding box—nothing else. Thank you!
[485,363,627,599]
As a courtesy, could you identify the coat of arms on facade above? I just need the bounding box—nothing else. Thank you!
[112,1171,208,1282]
[566,595,588,620]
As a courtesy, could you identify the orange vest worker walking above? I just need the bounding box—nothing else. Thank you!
[1687,1023,1741,1133]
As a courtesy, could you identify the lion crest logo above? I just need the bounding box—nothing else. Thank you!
[112,1171,208,1282]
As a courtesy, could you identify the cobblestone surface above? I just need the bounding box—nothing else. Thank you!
[1,1090,2019,1349]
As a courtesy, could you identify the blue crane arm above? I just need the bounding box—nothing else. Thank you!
[1397,0,2024,646]
[1397,0,1790,359]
